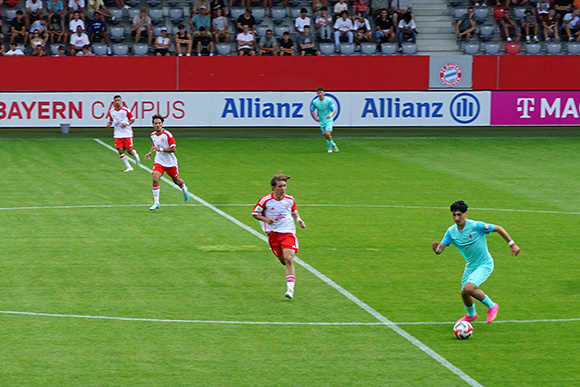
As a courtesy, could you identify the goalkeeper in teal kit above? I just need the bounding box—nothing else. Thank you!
[432,201,521,323]
[310,87,339,153]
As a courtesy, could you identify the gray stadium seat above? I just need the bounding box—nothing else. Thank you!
[147,0,161,7]
[5,9,18,22]
[109,26,126,43]
[271,8,287,24]
[169,8,184,24]
[230,7,245,22]
[252,8,266,24]
[513,7,527,20]
[546,42,562,55]
[474,7,488,24]
[319,43,334,55]
[216,42,232,56]
[463,42,480,55]
[360,42,376,55]
[149,9,164,25]
[274,25,291,39]
[402,43,417,55]
[92,43,108,56]
[479,24,494,42]
[381,42,397,55]
[525,42,541,55]
[168,0,179,6]
[126,0,140,6]
[484,42,500,55]
[449,0,462,6]
[109,8,123,24]
[567,42,580,55]
[339,43,355,55]
[128,8,140,21]
[49,43,61,56]
[255,24,269,38]
[453,7,467,21]
[133,43,149,56]
[112,43,129,56]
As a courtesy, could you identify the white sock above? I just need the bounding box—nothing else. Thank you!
[286,275,295,291]
[152,185,160,204]
[133,151,140,165]
[120,154,131,168]
[181,184,189,194]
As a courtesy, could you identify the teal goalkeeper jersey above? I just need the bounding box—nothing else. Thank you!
[441,219,495,267]
[311,97,336,124]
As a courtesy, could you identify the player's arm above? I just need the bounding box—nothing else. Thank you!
[310,106,320,122]
[292,211,306,228]
[492,225,520,256]
[253,213,274,224]
[144,143,156,160]
[431,241,447,255]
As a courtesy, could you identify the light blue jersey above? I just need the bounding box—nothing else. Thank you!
[441,219,495,267]
[311,97,336,131]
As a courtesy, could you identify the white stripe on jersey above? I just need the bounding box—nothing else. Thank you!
[252,193,297,234]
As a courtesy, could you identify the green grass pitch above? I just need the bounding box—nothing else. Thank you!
[1,129,579,386]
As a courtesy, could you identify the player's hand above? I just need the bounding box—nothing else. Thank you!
[326,114,332,119]
[431,241,439,252]
[298,219,306,229]
[154,146,161,151]
[121,122,128,128]
[314,117,320,122]
[145,152,151,160]
[265,217,274,225]
[510,244,521,256]
[106,123,111,128]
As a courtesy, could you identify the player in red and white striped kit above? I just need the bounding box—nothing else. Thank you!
[106,95,140,172]
[252,174,306,299]
[144,114,190,211]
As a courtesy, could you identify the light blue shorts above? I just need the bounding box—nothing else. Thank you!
[320,120,333,133]
[461,262,494,290]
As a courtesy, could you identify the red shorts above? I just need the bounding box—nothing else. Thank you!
[153,163,179,178]
[268,232,299,257]
[114,137,133,149]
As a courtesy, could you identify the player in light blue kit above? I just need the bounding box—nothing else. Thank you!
[431,201,520,323]
[310,87,339,153]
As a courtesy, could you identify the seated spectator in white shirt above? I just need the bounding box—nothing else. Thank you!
[25,0,43,30]
[154,27,172,56]
[295,8,311,36]
[334,0,348,19]
[353,13,372,43]
[563,7,580,42]
[397,11,416,47]
[67,0,86,22]
[315,6,333,42]
[236,24,255,56]
[68,11,85,33]
[69,25,90,55]
[5,42,25,56]
[334,10,354,52]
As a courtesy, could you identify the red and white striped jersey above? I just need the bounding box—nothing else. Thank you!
[252,193,298,234]
[107,107,134,138]
[151,129,178,167]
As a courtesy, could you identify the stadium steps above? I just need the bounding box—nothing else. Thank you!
[413,0,462,56]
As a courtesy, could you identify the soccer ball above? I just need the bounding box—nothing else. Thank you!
[453,321,473,339]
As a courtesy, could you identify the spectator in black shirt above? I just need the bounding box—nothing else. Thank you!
[456,6,476,42]
[279,31,295,56]
[236,8,256,33]
[374,8,395,43]
[10,10,29,44]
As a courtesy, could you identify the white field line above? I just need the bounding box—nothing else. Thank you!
[0,310,578,326]
[1,203,579,216]
[94,138,482,387]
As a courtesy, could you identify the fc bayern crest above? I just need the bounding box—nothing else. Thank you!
[439,62,463,88]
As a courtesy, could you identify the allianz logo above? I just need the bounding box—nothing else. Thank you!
[221,98,304,118]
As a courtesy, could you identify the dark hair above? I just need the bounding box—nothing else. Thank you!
[152,114,164,123]
[266,28,272,33]
[283,31,290,35]
[403,12,412,23]
[300,7,307,13]
[320,6,327,10]
[178,23,185,29]
[467,6,474,11]
[450,201,468,213]
[16,10,23,15]
[316,86,324,92]
[341,10,349,16]
[114,95,122,100]
[270,173,291,187]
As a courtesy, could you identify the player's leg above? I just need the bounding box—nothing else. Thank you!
[116,143,133,172]
[169,170,190,202]
[126,138,140,166]
[463,264,499,323]
[281,248,296,299]
[150,168,163,210]
[325,127,339,152]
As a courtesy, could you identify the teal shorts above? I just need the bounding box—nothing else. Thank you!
[461,262,494,290]
[320,120,333,133]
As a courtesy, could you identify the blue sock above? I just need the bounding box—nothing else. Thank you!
[330,140,336,147]
[465,304,476,317]
[481,296,495,309]
[326,140,332,149]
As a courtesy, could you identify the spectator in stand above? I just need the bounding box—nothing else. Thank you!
[354,13,372,43]
[88,0,114,22]
[375,8,395,43]
[30,15,49,40]
[69,25,90,55]
[391,0,413,26]
[212,8,229,43]
[192,0,210,15]
[297,25,320,55]
[29,28,46,47]
[509,0,528,6]
[263,0,273,15]
[5,42,25,55]
[193,26,214,56]
[236,8,256,34]
[554,0,573,24]
[229,0,250,13]
[295,8,311,37]
[397,10,416,47]
[76,43,94,55]
[88,11,110,49]
[473,1,488,6]
[68,11,85,34]
[371,0,390,18]
[520,8,539,42]
[334,0,349,19]
[279,30,294,55]
[49,14,66,44]
[4,0,19,7]
[191,6,211,32]
[54,44,66,55]
[562,7,580,41]
[31,44,47,55]
[154,27,171,56]
[537,0,550,20]
[499,8,521,42]
[133,7,153,45]
[334,10,354,52]
[209,0,225,18]
[174,23,193,56]
[258,28,278,55]
[312,0,327,14]
[11,11,29,44]
[236,24,255,55]
[543,8,559,41]
[67,0,86,22]
[315,6,333,42]
[456,6,476,42]
[46,0,65,18]
[25,0,43,30]
[353,0,369,17]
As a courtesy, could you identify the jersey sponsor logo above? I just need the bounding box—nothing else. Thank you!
[468,234,474,240]
[310,93,341,122]
[221,98,304,119]
[450,92,480,124]
[439,62,463,88]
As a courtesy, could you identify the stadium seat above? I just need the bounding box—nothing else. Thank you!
[216,42,232,56]
[474,7,488,24]
[149,9,164,25]
[505,42,521,55]
[169,8,184,24]
[546,42,562,55]
[109,26,126,43]
[271,8,287,24]
[483,42,500,55]
[128,8,140,21]
[133,43,149,56]
[255,24,269,38]
[453,7,467,21]
[49,43,61,56]
[126,0,140,7]
[525,42,541,55]
[168,0,179,6]
[360,42,376,55]
[92,43,108,56]
[230,7,245,22]
[479,24,494,41]
[109,8,123,24]
[252,8,266,24]
[513,7,527,20]
[449,0,462,6]
[5,8,18,22]
[147,0,161,7]
[493,6,508,21]
[339,43,355,55]
[463,42,480,55]
[274,25,291,39]
[380,42,397,55]
[401,43,417,55]
[319,43,334,55]
[112,43,129,56]
[567,42,580,55]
